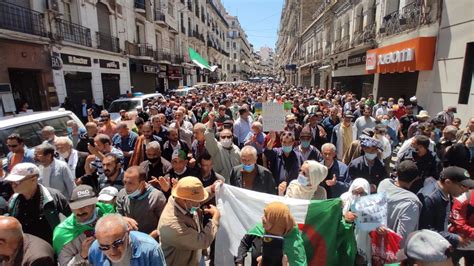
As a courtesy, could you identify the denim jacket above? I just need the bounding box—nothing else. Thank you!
[88,231,166,266]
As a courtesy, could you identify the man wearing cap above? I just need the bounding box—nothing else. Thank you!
[116,166,166,238]
[284,114,303,142]
[409,96,424,115]
[0,216,55,265]
[6,163,71,244]
[377,161,422,247]
[159,149,199,196]
[98,186,119,206]
[158,176,221,265]
[418,166,473,247]
[297,128,323,161]
[405,230,453,266]
[346,137,388,192]
[331,111,358,160]
[407,110,431,139]
[53,185,115,265]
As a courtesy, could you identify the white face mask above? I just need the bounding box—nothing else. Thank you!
[220,138,232,148]
[59,151,70,159]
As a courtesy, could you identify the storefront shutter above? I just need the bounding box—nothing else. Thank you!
[377,72,419,100]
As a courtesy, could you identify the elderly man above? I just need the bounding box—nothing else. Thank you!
[296,128,323,161]
[265,131,304,184]
[230,146,276,194]
[320,143,350,198]
[158,176,221,265]
[346,138,388,192]
[129,122,163,166]
[116,166,166,238]
[67,119,84,147]
[41,126,58,145]
[112,122,138,169]
[205,115,241,182]
[89,214,166,265]
[140,141,171,183]
[6,163,71,244]
[0,216,55,265]
[191,123,208,165]
[2,133,35,174]
[331,111,358,160]
[169,109,194,148]
[76,122,99,153]
[34,143,76,198]
[55,136,88,179]
[53,185,115,265]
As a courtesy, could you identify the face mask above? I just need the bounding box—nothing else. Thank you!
[148,157,160,163]
[185,201,199,215]
[282,145,293,153]
[78,208,98,225]
[220,138,232,148]
[59,151,70,159]
[388,102,394,107]
[127,184,143,199]
[66,127,73,134]
[242,164,255,172]
[398,102,404,107]
[287,122,295,128]
[297,174,309,186]
[301,140,311,148]
[364,153,377,160]
[381,119,389,126]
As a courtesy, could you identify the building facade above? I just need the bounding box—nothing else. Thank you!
[226,15,252,81]
[276,0,473,122]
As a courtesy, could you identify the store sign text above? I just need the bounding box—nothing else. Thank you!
[378,48,414,65]
[61,53,91,66]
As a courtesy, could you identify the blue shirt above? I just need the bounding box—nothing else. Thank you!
[234,116,253,146]
[112,131,138,168]
[88,231,166,266]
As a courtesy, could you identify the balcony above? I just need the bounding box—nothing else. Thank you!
[96,32,120,53]
[154,49,171,62]
[134,0,145,10]
[379,0,432,37]
[171,54,184,64]
[154,9,166,25]
[0,1,46,37]
[55,19,92,47]
[138,43,153,57]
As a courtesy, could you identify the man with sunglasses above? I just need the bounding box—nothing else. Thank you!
[418,166,474,248]
[3,134,35,174]
[98,110,117,139]
[89,214,166,265]
[6,163,71,244]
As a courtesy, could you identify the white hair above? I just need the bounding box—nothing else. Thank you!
[55,136,73,147]
[42,126,55,133]
[241,145,257,160]
[321,143,336,152]
[95,214,127,235]
[146,141,161,151]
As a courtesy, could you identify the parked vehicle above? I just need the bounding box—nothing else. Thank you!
[107,93,164,121]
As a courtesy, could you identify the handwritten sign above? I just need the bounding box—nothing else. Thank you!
[352,193,387,231]
[262,102,285,132]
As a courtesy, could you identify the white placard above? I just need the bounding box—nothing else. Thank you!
[353,193,387,232]
[262,102,285,132]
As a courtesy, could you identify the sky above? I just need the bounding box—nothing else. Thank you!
[222,0,285,51]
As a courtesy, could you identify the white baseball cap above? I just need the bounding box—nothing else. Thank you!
[4,163,39,182]
[98,186,119,201]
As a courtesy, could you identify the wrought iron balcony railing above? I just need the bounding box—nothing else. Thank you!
[0,1,46,37]
[154,9,165,22]
[96,32,120,53]
[56,19,92,47]
[154,49,171,62]
[138,43,153,57]
[379,0,431,37]
[135,0,145,10]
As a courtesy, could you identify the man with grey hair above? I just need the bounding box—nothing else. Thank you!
[0,216,55,265]
[140,141,171,184]
[41,126,58,145]
[88,214,166,265]
[320,143,350,198]
[112,122,138,169]
[436,125,458,164]
[34,143,76,198]
[55,136,88,179]
[229,146,276,194]
[66,119,84,147]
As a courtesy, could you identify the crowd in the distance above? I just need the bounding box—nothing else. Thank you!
[0,82,473,266]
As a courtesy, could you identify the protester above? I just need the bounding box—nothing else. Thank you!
[405,230,453,266]
[89,214,166,265]
[265,131,304,184]
[76,122,99,153]
[320,143,350,198]
[161,127,190,162]
[97,110,117,138]
[0,216,55,265]
[2,133,35,174]
[139,141,172,183]
[235,201,307,265]
[234,106,254,147]
[297,128,323,161]
[98,153,125,191]
[6,163,71,244]
[278,160,327,200]
[169,109,194,148]
[197,152,225,187]
[331,111,357,160]
[97,186,119,206]
[84,134,123,184]
[354,105,377,138]
[129,122,163,166]
[112,122,138,169]
[67,119,84,147]
[41,126,58,146]
[55,136,88,179]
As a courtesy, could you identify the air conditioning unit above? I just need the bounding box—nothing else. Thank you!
[47,0,60,12]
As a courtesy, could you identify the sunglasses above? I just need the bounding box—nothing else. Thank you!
[100,116,110,119]
[221,135,233,139]
[8,144,18,148]
[98,233,127,251]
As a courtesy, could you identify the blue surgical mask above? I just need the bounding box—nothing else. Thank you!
[381,119,389,126]
[242,164,255,172]
[66,127,73,134]
[301,140,311,148]
[127,185,143,199]
[78,208,98,225]
[185,201,199,215]
[297,174,309,186]
[282,145,293,153]
[364,153,377,160]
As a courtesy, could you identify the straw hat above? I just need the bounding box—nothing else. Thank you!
[171,176,209,202]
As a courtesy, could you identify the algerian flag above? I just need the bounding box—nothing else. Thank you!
[188,48,218,72]
[215,184,357,266]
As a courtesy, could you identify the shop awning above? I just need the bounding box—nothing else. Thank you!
[188,48,217,72]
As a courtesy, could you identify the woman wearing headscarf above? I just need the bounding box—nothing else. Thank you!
[340,178,371,266]
[234,202,307,266]
[278,160,328,200]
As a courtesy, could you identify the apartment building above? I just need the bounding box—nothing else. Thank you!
[226,15,252,81]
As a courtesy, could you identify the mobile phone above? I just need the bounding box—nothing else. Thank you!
[88,139,95,147]
[84,230,95,237]
[261,234,284,266]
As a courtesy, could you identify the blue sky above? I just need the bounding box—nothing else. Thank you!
[222,0,284,51]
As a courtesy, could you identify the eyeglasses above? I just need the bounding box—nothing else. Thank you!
[98,233,127,251]
[100,116,110,119]
[221,135,232,139]
[7,144,18,148]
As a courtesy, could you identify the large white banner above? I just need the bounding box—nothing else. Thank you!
[262,102,286,132]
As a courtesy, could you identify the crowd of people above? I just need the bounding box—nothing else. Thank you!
[0,82,473,266]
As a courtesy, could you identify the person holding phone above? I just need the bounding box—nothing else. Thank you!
[234,201,307,266]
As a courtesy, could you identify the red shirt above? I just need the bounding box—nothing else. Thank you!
[450,191,474,238]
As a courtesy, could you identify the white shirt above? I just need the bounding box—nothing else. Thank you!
[40,164,52,187]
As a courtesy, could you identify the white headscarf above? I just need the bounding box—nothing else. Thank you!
[340,178,371,214]
[286,160,328,200]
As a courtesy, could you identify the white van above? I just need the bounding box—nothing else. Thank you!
[107,93,164,121]
[0,109,84,160]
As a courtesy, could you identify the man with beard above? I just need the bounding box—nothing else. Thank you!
[305,112,327,150]
[161,127,190,162]
[0,216,55,265]
[53,185,115,265]
[129,122,162,166]
[88,214,166,265]
[142,141,172,186]
[198,153,224,188]
[76,122,99,153]
[99,153,125,191]
[158,149,199,197]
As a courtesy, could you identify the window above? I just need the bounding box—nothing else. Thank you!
[64,2,72,22]
[459,42,474,104]
[233,42,236,49]
[156,31,162,49]
[227,64,230,70]
[234,53,237,59]
[226,41,229,48]
[169,36,176,54]
[168,0,174,17]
